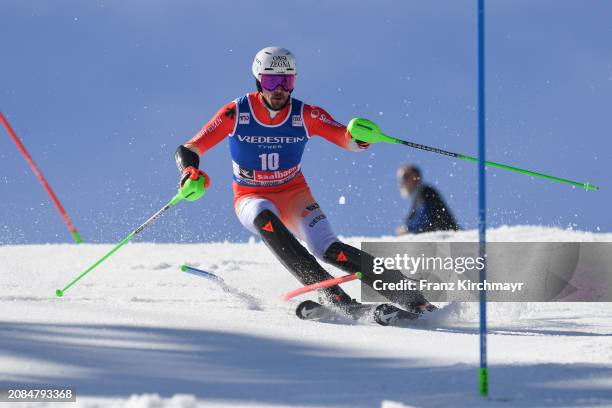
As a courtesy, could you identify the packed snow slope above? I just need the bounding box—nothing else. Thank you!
[1,226,611,408]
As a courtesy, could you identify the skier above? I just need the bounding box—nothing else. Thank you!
[175,47,433,318]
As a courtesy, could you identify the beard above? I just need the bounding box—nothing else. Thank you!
[263,91,290,110]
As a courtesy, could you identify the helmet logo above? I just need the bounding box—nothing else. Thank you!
[270,55,290,68]
[253,47,297,79]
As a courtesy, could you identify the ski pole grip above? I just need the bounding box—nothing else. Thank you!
[347,118,400,144]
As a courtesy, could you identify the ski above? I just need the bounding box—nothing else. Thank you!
[373,303,421,326]
[295,299,374,322]
[295,300,422,326]
[295,300,338,321]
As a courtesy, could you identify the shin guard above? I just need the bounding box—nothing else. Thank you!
[323,241,428,308]
[254,210,350,303]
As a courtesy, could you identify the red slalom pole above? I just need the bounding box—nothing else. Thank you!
[281,272,361,301]
[0,112,83,243]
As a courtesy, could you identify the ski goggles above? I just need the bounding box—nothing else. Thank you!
[259,74,296,92]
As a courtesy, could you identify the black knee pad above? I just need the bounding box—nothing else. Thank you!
[253,209,280,235]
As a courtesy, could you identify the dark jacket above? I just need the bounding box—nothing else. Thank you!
[405,184,459,233]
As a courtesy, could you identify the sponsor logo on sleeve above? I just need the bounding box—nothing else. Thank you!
[318,114,343,128]
[224,106,236,119]
[198,117,223,137]
[308,108,343,127]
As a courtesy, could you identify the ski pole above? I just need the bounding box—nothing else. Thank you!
[347,118,599,191]
[281,272,361,301]
[181,264,223,282]
[55,193,184,297]
[0,112,83,242]
[181,264,263,310]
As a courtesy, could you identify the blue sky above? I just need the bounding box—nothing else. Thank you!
[1,1,610,244]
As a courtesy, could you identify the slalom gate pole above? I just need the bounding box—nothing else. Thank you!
[478,0,489,397]
[180,264,222,282]
[55,193,184,297]
[0,112,83,243]
[281,272,361,301]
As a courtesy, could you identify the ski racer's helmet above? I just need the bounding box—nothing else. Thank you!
[252,47,297,79]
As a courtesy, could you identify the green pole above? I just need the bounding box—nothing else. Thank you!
[55,193,183,297]
[458,154,597,190]
[347,118,599,191]
[480,367,488,396]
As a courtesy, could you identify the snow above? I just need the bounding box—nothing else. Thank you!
[1,226,611,407]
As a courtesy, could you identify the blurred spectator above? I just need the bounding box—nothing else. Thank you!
[396,164,459,235]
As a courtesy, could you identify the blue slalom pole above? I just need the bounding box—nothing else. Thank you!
[180,264,223,282]
[477,0,489,397]
[180,264,262,310]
